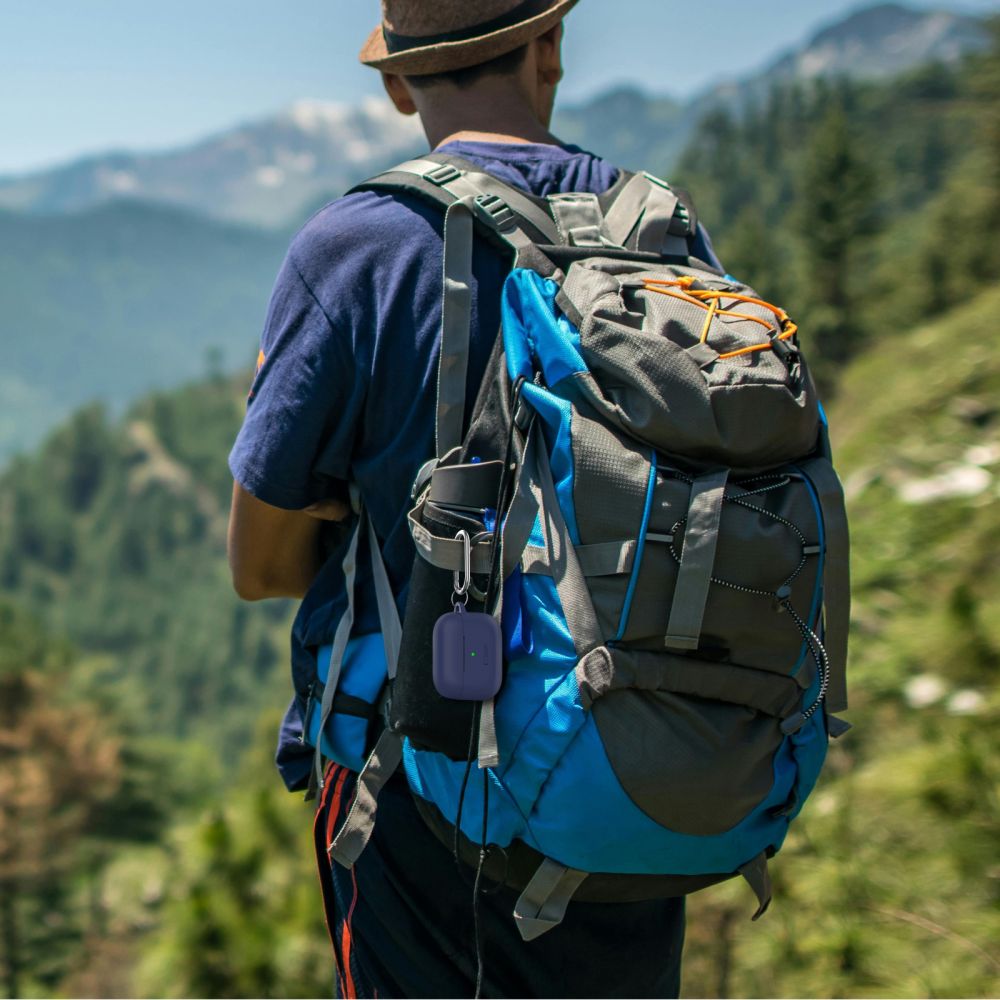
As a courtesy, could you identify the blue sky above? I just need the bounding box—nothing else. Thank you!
[3,0,997,174]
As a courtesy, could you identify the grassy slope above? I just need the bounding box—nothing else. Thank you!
[682,288,1000,998]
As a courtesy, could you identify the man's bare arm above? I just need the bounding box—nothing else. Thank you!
[227,483,347,600]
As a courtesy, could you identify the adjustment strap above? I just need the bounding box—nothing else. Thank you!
[328,729,404,868]
[737,851,773,921]
[513,858,589,941]
[664,469,729,651]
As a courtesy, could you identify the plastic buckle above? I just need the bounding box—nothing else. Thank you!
[425,163,462,186]
[474,193,516,231]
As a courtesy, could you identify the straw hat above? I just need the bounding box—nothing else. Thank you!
[359,0,579,76]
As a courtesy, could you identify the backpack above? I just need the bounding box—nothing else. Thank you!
[307,152,851,941]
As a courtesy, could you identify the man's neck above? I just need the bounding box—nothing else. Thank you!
[417,89,559,149]
[433,127,559,148]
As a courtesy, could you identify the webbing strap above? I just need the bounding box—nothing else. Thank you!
[799,457,851,713]
[437,198,475,459]
[737,851,772,921]
[636,174,681,254]
[328,728,404,868]
[522,538,637,577]
[367,514,401,680]
[407,496,494,573]
[600,172,652,247]
[477,696,499,770]
[664,469,729,651]
[513,857,589,941]
[312,515,361,792]
[601,172,683,253]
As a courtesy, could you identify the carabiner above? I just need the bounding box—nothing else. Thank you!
[453,529,472,598]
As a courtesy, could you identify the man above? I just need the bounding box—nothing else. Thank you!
[229,2,721,995]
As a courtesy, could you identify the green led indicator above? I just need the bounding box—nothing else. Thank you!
[471,651,476,656]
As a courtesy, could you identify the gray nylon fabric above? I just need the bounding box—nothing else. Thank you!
[329,729,404,868]
[594,683,785,835]
[548,191,606,248]
[312,513,361,792]
[737,851,773,920]
[560,259,819,471]
[512,858,590,941]
[569,411,650,637]
[575,645,805,719]
[665,469,730,650]
[436,198,475,459]
[798,457,851,712]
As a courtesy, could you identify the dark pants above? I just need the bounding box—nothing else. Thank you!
[314,764,686,999]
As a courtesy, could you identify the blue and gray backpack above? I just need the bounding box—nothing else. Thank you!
[305,153,851,941]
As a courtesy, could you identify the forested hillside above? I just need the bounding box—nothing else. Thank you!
[0,203,286,464]
[2,25,998,1000]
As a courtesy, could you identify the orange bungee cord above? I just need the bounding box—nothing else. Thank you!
[641,275,798,360]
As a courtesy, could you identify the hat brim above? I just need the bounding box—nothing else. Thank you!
[359,0,579,76]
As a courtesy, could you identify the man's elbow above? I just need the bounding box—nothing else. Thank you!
[230,567,272,601]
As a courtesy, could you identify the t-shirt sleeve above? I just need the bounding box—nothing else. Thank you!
[228,247,366,510]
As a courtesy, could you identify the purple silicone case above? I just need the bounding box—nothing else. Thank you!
[432,608,503,701]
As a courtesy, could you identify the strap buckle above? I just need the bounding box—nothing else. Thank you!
[425,163,462,186]
[474,193,517,232]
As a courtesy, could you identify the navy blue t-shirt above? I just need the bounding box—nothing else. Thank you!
[228,140,721,788]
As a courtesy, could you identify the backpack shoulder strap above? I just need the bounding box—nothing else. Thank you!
[600,170,697,257]
[352,152,561,250]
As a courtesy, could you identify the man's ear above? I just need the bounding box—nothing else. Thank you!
[535,21,564,88]
[382,72,418,115]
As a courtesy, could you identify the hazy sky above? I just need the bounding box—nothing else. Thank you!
[3,0,998,174]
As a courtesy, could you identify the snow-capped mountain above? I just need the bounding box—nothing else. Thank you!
[0,98,424,229]
[0,4,989,228]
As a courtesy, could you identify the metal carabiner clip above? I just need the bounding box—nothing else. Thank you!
[453,529,472,603]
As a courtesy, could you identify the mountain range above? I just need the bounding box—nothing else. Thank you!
[0,3,988,229]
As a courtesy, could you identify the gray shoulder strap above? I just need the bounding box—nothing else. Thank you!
[601,171,692,256]
[436,198,475,459]
[357,155,559,248]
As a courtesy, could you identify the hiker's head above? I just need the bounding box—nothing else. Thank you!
[360,1,575,138]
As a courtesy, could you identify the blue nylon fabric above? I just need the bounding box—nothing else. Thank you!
[406,572,581,850]
[306,634,387,772]
[502,270,586,387]
[521,382,581,545]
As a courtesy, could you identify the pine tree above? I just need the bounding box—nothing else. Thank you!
[795,100,877,393]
